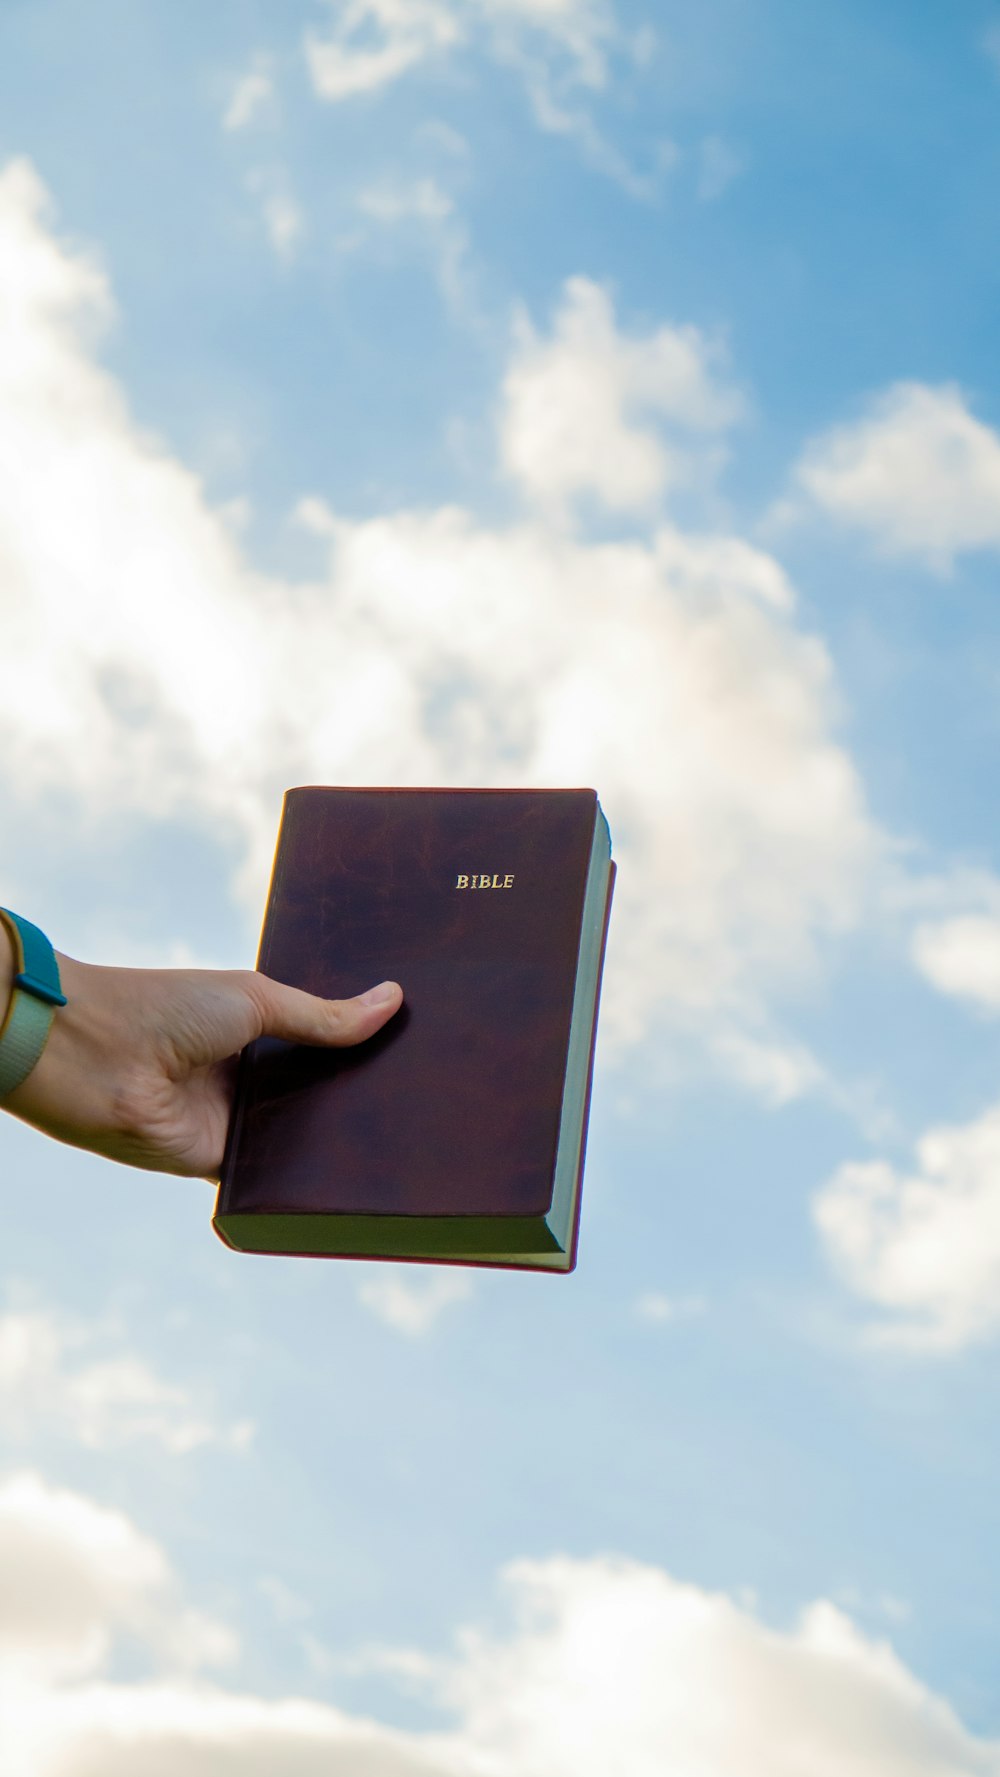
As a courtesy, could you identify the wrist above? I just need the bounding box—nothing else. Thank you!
[0,917,12,1010]
[0,911,69,1103]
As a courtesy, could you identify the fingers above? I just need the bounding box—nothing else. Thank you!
[249,974,403,1048]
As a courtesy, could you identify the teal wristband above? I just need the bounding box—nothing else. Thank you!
[0,909,67,1100]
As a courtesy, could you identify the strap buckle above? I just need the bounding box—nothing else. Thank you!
[13,970,68,1009]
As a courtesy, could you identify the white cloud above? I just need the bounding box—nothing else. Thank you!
[912,914,1000,1012]
[3,1498,998,1777]
[815,1101,1000,1349]
[357,1269,473,1335]
[711,1028,826,1106]
[0,1472,235,1688]
[430,1556,997,1776]
[890,862,1000,1012]
[486,0,614,87]
[305,0,665,195]
[224,56,276,132]
[290,504,873,1051]
[0,1472,166,1683]
[793,382,1000,566]
[246,168,303,258]
[305,0,462,102]
[0,1306,253,1453]
[262,192,303,257]
[501,277,742,514]
[0,159,876,1083]
[490,34,672,197]
[305,0,614,103]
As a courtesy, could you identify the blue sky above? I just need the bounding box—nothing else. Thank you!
[4,2,1000,1769]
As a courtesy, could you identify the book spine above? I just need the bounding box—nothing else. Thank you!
[565,859,616,1272]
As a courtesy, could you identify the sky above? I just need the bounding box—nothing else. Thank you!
[3,0,1000,1769]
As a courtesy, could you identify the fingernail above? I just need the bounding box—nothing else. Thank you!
[359,980,400,1007]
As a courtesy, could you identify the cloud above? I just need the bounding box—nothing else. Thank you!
[245,168,303,258]
[0,1472,166,1683]
[430,1555,997,1776]
[0,1305,253,1453]
[357,1269,473,1335]
[709,1028,826,1106]
[890,862,1000,1013]
[792,382,1000,566]
[0,158,876,1084]
[289,502,874,1054]
[305,0,614,103]
[501,276,742,514]
[304,0,666,195]
[815,1100,1000,1349]
[515,83,674,197]
[305,0,462,102]
[2,1494,997,1776]
[480,11,668,196]
[0,1472,235,1687]
[911,914,1000,1013]
[487,0,614,87]
[262,192,303,257]
[224,56,276,132]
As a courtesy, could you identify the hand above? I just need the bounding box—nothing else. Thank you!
[1,943,402,1179]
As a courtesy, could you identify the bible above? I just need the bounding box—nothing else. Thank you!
[214,787,614,1271]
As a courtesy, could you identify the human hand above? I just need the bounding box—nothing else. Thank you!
[0,934,402,1179]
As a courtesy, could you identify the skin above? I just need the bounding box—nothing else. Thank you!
[0,920,402,1179]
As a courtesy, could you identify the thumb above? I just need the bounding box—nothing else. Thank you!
[249,975,403,1047]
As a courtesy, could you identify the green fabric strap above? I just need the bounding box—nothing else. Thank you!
[0,909,67,1100]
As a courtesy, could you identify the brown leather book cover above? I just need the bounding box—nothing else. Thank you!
[214,787,614,1270]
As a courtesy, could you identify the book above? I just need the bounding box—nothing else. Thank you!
[214,787,615,1272]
